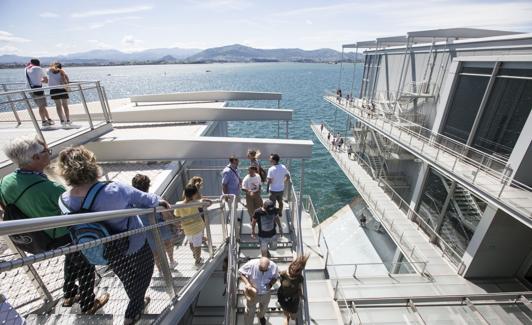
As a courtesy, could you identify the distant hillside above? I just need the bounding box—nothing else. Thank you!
[0,44,360,67]
[185,44,348,63]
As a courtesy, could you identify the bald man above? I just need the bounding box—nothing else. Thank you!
[239,257,279,325]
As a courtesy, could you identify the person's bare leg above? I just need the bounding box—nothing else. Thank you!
[54,99,65,122]
[164,241,175,265]
[283,311,290,325]
[61,99,70,121]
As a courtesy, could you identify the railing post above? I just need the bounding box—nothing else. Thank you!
[203,208,214,257]
[77,84,94,129]
[148,209,176,298]
[220,201,228,240]
[95,81,110,122]
[2,84,21,125]
[21,91,45,143]
[102,86,113,121]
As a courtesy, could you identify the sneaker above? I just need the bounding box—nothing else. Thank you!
[42,120,51,127]
[195,257,204,266]
[259,317,266,325]
[66,120,72,125]
[47,119,55,125]
[60,120,67,127]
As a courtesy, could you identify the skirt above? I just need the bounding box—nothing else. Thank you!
[277,290,299,314]
[50,88,69,100]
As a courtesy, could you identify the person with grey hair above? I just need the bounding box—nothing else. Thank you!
[239,257,279,325]
[0,136,109,314]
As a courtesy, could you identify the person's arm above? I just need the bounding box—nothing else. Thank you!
[267,266,279,289]
[240,274,253,289]
[61,70,70,84]
[221,170,230,195]
[241,177,250,194]
[284,166,291,183]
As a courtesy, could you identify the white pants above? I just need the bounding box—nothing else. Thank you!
[244,292,271,325]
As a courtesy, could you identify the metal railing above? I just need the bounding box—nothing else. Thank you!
[286,181,311,325]
[0,198,231,323]
[337,290,532,324]
[0,81,112,163]
[313,122,464,271]
[324,94,532,220]
[223,194,239,325]
[328,261,427,279]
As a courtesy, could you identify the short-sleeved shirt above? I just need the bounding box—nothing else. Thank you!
[253,208,278,238]
[221,165,241,196]
[25,66,45,88]
[174,201,205,236]
[0,170,68,238]
[267,164,290,192]
[239,259,279,295]
[242,174,261,193]
[61,182,159,255]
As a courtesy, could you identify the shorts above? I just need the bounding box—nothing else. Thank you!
[50,88,69,100]
[259,235,278,252]
[30,91,47,108]
[187,231,203,248]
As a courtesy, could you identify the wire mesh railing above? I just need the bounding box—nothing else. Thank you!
[0,81,112,165]
[324,93,532,221]
[0,199,230,324]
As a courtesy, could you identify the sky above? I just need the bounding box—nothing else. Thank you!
[1,0,532,56]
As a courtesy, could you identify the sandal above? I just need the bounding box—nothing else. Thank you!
[82,293,110,315]
[62,294,80,307]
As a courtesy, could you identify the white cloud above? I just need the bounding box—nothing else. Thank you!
[186,0,250,10]
[305,19,313,25]
[88,39,112,49]
[0,45,20,54]
[40,11,59,18]
[0,31,30,43]
[71,5,152,18]
[121,35,143,51]
[88,16,141,30]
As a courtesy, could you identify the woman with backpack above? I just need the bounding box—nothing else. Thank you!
[58,146,171,325]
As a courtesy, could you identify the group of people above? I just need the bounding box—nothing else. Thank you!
[25,58,72,127]
[0,136,213,324]
[239,255,308,325]
[0,137,308,324]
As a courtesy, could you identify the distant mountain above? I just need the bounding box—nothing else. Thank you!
[185,44,348,63]
[0,47,201,65]
[0,44,360,67]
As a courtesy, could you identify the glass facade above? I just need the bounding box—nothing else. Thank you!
[442,73,489,143]
[442,62,532,157]
[417,168,486,255]
[473,66,532,157]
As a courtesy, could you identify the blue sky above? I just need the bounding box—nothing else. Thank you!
[1,0,531,56]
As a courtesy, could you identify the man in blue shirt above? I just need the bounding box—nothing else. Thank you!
[222,156,241,197]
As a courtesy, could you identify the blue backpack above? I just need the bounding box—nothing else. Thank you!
[59,182,122,265]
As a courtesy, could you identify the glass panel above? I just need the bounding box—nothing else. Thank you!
[439,183,485,255]
[461,66,493,75]
[442,75,489,143]
[416,169,449,229]
[473,75,532,156]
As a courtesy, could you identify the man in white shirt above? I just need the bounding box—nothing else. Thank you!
[242,166,263,218]
[24,59,52,126]
[239,257,279,325]
[267,153,290,217]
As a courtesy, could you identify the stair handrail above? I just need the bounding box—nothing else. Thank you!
[223,194,238,325]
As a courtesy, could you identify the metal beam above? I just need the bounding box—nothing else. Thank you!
[130,91,282,103]
[86,137,313,161]
[70,106,293,123]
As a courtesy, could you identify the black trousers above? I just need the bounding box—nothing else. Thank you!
[63,251,96,312]
[109,241,154,319]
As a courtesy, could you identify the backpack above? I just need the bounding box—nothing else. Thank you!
[59,182,127,265]
[0,179,70,254]
[258,166,267,183]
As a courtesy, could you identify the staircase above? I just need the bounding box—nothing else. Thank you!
[442,178,482,231]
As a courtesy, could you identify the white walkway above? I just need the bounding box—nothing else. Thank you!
[324,96,532,227]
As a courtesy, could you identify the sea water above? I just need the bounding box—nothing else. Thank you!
[0,62,362,220]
